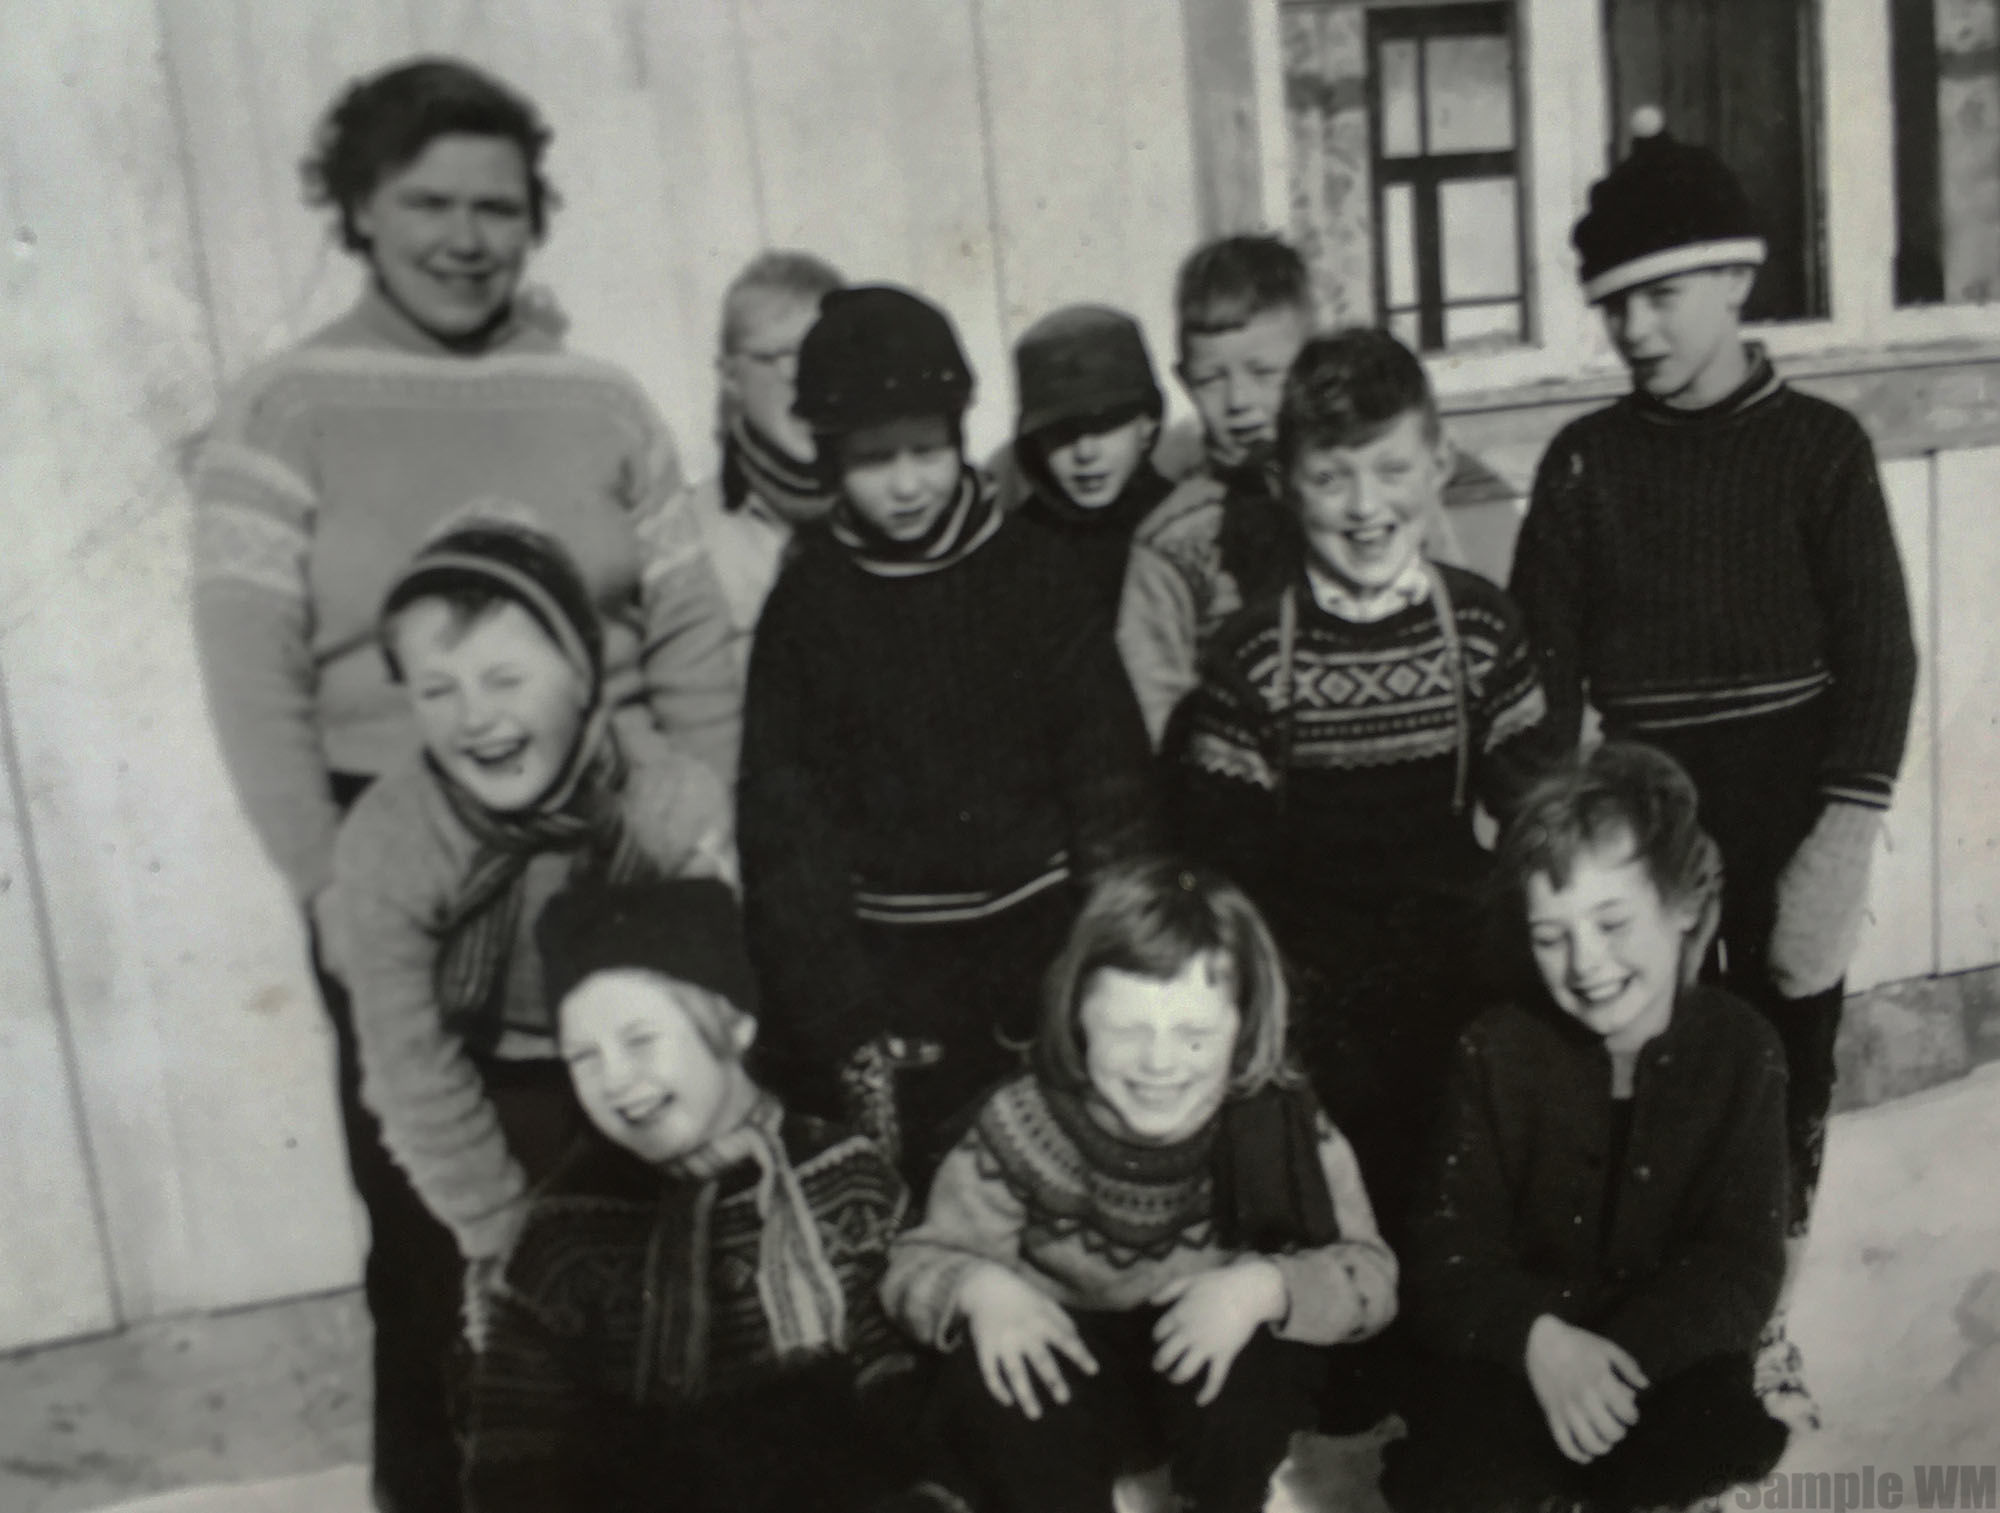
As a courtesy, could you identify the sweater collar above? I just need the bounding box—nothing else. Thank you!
[1630,343,1783,427]
[1022,462,1172,533]
[1303,556,1432,623]
[829,466,1003,578]
[348,278,564,358]
[723,412,837,525]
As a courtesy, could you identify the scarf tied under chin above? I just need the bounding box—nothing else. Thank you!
[640,1095,851,1403]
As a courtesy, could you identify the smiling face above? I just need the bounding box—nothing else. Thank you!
[1291,409,1450,604]
[1178,307,1312,469]
[722,293,823,467]
[392,598,588,813]
[353,133,534,344]
[836,414,963,542]
[1038,411,1158,510]
[1525,829,1699,1055]
[1079,952,1241,1145]
[559,971,759,1165]
[1600,266,1754,410]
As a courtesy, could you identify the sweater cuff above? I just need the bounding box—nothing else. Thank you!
[1818,771,1894,810]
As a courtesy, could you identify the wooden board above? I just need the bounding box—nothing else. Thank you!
[1935,445,2000,971]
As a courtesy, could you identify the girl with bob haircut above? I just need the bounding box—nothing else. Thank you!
[1388,744,1790,1513]
[883,855,1397,1513]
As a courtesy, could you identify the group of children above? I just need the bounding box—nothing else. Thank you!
[221,115,1916,1513]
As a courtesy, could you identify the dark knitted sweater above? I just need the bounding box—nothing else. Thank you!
[1406,986,1788,1384]
[739,505,1158,1069]
[1017,461,1174,617]
[462,1116,913,1513]
[1175,564,1549,938]
[1509,355,1916,808]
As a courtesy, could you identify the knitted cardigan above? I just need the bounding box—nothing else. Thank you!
[1406,986,1788,1383]
[738,497,1158,1073]
[1115,459,1297,744]
[332,721,733,1261]
[462,1115,913,1513]
[192,285,742,904]
[883,1073,1398,1351]
[1175,563,1550,931]
[1509,354,1916,810]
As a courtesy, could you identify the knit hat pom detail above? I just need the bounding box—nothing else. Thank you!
[1573,112,1765,303]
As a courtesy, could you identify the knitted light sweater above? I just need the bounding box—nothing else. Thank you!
[1115,460,1297,743]
[192,286,742,904]
[332,723,733,1260]
[685,474,797,685]
[1176,563,1549,931]
[1509,355,1916,809]
[463,1116,913,1513]
[1407,986,1788,1383]
[738,501,1158,1072]
[883,1074,1398,1351]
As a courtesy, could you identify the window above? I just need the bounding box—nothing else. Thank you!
[1891,0,2000,307]
[1284,0,1529,354]
[1602,0,1827,322]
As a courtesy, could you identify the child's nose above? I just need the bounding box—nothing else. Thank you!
[890,453,925,497]
[1073,432,1102,463]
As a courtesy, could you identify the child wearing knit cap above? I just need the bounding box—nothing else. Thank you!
[688,250,846,679]
[1386,743,1789,1513]
[1175,328,1551,1271]
[462,878,958,1513]
[737,284,1158,1188]
[1010,304,1173,614]
[884,856,1396,1513]
[1508,121,1918,1428]
[330,515,734,1457]
[1117,234,1315,745]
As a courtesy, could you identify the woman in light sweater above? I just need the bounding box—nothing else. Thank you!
[188,58,735,1513]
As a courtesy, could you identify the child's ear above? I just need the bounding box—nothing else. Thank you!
[1138,414,1162,455]
[730,1009,758,1058]
[1721,265,1757,316]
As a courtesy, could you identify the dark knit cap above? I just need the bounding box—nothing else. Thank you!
[539,879,760,1018]
[1014,304,1163,440]
[792,284,974,433]
[1572,114,1765,304]
[379,514,602,693]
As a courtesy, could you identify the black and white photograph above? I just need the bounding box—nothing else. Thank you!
[0,2,1996,1511]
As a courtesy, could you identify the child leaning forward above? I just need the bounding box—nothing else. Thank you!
[883,856,1396,1513]
[1385,743,1790,1513]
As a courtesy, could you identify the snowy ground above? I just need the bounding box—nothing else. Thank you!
[93,1066,2000,1513]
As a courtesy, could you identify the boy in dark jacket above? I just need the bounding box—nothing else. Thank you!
[1386,742,1789,1513]
[1010,303,1173,614]
[738,285,1158,1186]
[1508,123,1917,1425]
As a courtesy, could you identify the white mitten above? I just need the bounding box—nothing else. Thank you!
[1767,802,1881,1000]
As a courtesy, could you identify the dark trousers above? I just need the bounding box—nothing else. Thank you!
[1382,1352,1788,1513]
[1638,702,1846,1234]
[939,1306,1326,1513]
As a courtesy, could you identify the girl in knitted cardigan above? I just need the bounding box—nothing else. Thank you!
[883,856,1398,1513]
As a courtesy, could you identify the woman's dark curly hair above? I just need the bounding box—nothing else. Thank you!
[302,57,557,252]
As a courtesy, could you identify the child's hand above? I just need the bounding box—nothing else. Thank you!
[1149,1258,1288,1405]
[957,1262,1099,1420]
[1524,1314,1649,1464]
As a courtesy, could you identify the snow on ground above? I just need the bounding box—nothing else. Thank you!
[99,1067,2000,1513]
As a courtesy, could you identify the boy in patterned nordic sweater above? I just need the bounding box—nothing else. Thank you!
[1117,235,1315,745]
[1175,329,1551,1260]
[1508,125,1917,1426]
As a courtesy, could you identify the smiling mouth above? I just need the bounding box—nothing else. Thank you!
[616,1095,673,1126]
[1571,978,1631,1010]
[462,737,530,773]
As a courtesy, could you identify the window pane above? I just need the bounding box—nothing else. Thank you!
[1444,301,1524,345]
[1380,38,1422,157]
[1425,34,1515,153]
[1895,0,2000,305]
[1388,310,1424,349]
[1440,177,1521,301]
[1383,182,1420,309]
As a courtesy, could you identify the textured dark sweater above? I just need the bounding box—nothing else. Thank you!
[1017,461,1174,617]
[739,507,1158,1070]
[1175,564,1549,938]
[1406,986,1788,1384]
[462,1116,913,1513]
[1510,356,1916,808]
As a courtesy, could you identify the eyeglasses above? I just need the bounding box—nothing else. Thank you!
[731,345,801,378]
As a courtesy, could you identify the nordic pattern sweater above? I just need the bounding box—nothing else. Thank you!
[332,724,733,1260]
[1509,358,1916,809]
[883,1074,1398,1350]
[192,287,742,904]
[737,512,1158,1072]
[1406,986,1788,1383]
[1176,564,1549,929]
[463,1117,911,1513]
